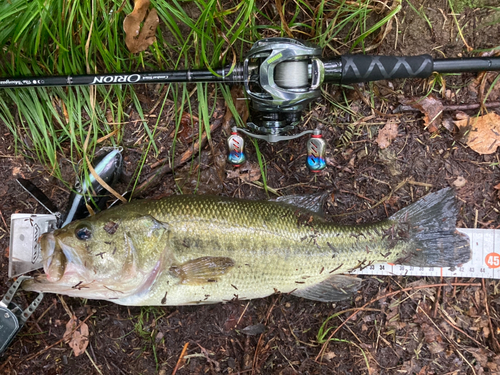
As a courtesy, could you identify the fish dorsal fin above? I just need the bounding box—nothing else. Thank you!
[169,257,235,285]
[274,192,329,217]
[292,275,362,302]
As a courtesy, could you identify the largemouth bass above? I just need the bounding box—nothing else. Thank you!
[22,188,470,306]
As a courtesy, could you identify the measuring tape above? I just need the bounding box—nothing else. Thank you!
[352,229,500,279]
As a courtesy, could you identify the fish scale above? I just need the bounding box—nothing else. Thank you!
[22,189,471,306]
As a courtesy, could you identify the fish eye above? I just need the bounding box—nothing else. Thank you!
[75,226,92,241]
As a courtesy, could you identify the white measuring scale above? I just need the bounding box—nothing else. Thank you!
[351,229,500,278]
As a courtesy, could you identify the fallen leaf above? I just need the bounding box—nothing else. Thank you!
[171,112,199,142]
[454,112,500,155]
[401,95,444,132]
[63,315,89,357]
[226,163,261,182]
[468,347,490,367]
[323,352,336,361]
[376,119,398,149]
[123,0,159,53]
[378,148,401,176]
[441,116,455,132]
[453,176,467,188]
[240,324,266,336]
[456,111,469,120]
[12,166,22,176]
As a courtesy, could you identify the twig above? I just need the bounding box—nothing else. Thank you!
[172,342,189,375]
[252,296,279,373]
[417,304,477,375]
[0,209,8,231]
[393,101,500,114]
[85,349,103,375]
[315,282,481,362]
[0,356,12,372]
[433,276,443,318]
[22,309,95,363]
[408,180,433,188]
[438,308,491,351]
[482,279,500,352]
[332,178,409,218]
[58,295,73,318]
[27,300,56,333]
[236,302,250,326]
[111,361,128,375]
[133,117,223,197]
[340,189,376,204]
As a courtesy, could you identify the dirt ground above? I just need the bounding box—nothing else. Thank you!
[1,1,500,374]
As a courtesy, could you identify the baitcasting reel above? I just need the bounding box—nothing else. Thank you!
[2,37,500,172]
[228,38,327,171]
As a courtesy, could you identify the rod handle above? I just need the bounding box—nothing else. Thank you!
[340,54,433,84]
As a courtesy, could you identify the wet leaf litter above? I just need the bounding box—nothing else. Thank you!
[0,3,500,375]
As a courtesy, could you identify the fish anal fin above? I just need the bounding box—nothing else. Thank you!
[169,256,235,285]
[292,275,362,302]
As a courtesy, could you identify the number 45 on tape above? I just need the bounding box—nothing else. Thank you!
[352,229,500,279]
[486,252,500,269]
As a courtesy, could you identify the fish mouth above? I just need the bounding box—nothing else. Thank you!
[41,233,69,282]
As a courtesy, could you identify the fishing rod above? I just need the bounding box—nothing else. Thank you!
[1,38,500,170]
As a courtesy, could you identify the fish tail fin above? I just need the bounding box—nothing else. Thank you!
[389,188,471,268]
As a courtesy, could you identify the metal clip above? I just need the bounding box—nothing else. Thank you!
[0,277,43,356]
[227,127,246,167]
[306,129,326,172]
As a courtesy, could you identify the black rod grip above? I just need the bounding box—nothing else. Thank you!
[340,54,434,84]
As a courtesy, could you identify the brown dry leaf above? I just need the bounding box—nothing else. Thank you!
[323,351,336,361]
[63,315,89,357]
[123,0,159,53]
[454,112,500,155]
[12,166,22,177]
[227,163,261,183]
[452,176,467,188]
[171,112,199,142]
[494,182,500,200]
[401,95,443,132]
[468,347,490,368]
[376,119,398,149]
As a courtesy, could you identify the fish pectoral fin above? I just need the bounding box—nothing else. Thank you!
[292,275,362,302]
[169,256,235,285]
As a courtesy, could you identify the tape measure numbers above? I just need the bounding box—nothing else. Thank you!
[351,229,500,279]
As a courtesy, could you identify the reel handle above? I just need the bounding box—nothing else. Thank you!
[306,129,326,172]
[227,128,246,167]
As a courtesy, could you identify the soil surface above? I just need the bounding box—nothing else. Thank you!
[1,1,500,374]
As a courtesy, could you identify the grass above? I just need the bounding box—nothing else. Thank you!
[317,311,371,370]
[0,0,397,195]
[132,306,166,371]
